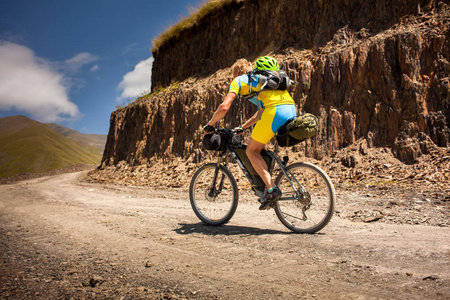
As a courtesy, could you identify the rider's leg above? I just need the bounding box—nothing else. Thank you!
[246,138,275,190]
[248,105,296,192]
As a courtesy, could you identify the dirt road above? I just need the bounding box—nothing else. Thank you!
[1,171,448,299]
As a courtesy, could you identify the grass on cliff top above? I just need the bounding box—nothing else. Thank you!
[152,0,239,53]
[116,82,180,111]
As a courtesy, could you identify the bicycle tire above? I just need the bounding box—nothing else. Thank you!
[274,162,335,233]
[189,163,239,226]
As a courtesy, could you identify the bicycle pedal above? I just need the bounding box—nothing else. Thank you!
[258,200,274,210]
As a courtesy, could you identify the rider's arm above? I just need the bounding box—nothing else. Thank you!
[207,92,237,126]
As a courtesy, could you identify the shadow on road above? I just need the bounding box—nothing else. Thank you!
[174,222,289,236]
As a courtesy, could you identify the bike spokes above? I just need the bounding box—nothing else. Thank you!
[274,162,335,233]
[189,163,238,226]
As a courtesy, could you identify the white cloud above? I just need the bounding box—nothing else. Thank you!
[0,41,80,122]
[90,64,99,72]
[118,57,153,101]
[64,52,98,72]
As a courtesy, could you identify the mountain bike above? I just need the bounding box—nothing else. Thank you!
[189,128,335,233]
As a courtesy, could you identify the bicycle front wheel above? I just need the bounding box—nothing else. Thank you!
[274,162,335,233]
[189,163,238,226]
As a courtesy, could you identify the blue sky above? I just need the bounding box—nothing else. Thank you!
[0,0,203,134]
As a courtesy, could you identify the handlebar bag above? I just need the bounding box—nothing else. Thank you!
[202,132,229,151]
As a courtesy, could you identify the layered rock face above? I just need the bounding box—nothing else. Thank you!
[151,0,444,89]
[101,0,449,168]
[289,3,450,163]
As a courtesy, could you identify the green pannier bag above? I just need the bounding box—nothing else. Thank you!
[276,113,319,147]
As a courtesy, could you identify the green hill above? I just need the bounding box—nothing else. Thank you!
[44,123,106,157]
[0,116,104,177]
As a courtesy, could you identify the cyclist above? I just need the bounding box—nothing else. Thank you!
[204,56,297,209]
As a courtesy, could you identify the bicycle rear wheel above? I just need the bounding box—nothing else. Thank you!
[189,163,238,226]
[274,162,335,233]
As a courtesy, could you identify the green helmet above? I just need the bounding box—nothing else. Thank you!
[254,56,280,71]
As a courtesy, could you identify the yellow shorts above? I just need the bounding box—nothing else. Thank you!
[251,105,297,144]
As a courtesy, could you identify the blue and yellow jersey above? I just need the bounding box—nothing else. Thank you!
[228,74,295,108]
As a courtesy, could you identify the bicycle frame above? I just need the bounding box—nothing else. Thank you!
[211,140,303,203]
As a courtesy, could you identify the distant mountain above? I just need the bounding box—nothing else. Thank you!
[0,115,106,178]
[44,122,106,157]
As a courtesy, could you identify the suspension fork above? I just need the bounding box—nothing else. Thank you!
[209,154,228,197]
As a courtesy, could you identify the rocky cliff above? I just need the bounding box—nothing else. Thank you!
[151,0,444,90]
[100,0,449,172]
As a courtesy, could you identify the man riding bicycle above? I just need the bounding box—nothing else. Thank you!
[204,56,297,210]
